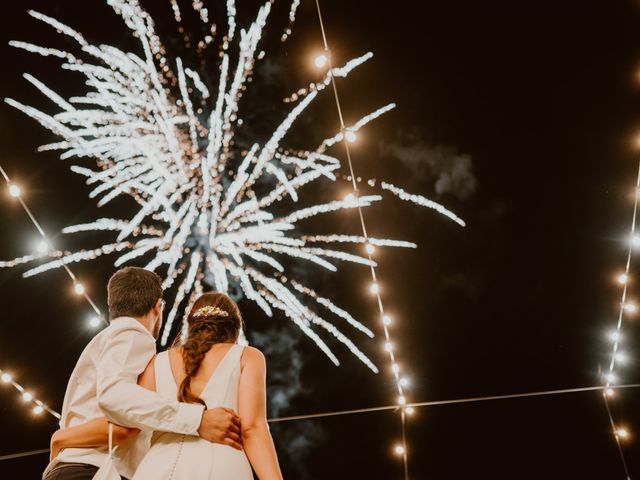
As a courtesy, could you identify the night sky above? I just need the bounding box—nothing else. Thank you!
[1,1,640,479]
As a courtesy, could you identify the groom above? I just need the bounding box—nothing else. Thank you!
[43,266,242,480]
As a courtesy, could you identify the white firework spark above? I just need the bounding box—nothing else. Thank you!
[4,0,463,371]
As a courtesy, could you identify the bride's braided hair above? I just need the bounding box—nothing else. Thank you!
[177,292,243,406]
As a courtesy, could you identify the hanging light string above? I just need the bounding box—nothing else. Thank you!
[605,160,640,386]
[0,163,105,326]
[313,0,411,473]
[5,382,640,461]
[0,367,60,419]
[603,394,632,480]
[600,158,640,478]
[268,383,640,423]
[1,163,103,421]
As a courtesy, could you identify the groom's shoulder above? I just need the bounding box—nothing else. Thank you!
[100,317,152,340]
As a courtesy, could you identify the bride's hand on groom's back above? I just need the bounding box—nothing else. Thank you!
[198,406,243,450]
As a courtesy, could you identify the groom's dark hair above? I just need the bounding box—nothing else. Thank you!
[107,267,163,320]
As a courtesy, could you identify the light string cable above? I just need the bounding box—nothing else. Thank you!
[0,367,60,419]
[6,383,640,462]
[0,164,105,324]
[601,158,640,480]
[313,0,411,474]
[0,164,103,420]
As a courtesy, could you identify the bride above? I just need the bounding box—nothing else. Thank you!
[51,292,284,480]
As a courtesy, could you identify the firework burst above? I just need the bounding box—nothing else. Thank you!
[3,0,463,371]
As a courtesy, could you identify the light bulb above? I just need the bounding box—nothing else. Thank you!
[74,283,85,295]
[624,303,636,313]
[606,373,616,383]
[89,316,101,328]
[344,193,355,202]
[345,130,357,143]
[398,395,406,405]
[8,184,21,197]
[400,377,410,387]
[370,282,379,294]
[392,363,400,374]
[633,235,640,247]
[617,428,629,439]
[405,406,415,415]
[384,342,393,352]
[383,315,392,326]
[36,240,48,254]
[615,352,626,363]
[609,331,621,342]
[618,273,628,285]
[1,373,11,383]
[33,405,44,415]
[22,392,33,402]
[394,445,405,455]
[605,388,615,397]
[365,243,375,255]
[314,53,328,68]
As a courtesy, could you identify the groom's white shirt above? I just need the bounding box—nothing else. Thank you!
[44,316,204,479]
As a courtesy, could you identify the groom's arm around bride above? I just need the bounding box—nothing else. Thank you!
[95,312,241,445]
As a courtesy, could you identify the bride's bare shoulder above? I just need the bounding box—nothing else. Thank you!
[240,345,266,368]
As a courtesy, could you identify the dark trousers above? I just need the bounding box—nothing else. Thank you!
[43,462,128,480]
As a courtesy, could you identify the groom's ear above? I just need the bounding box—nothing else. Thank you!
[152,298,163,315]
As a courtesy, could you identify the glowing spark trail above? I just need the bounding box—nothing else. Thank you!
[4,0,463,370]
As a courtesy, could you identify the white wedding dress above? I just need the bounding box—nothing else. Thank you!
[132,344,253,479]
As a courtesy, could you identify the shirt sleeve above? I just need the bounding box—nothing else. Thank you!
[95,321,204,435]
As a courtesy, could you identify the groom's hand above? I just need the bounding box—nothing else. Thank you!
[198,406,242,450]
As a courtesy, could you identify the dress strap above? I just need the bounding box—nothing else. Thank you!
[154,350,177,398]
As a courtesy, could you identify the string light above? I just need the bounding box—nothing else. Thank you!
[365,243,375,255]
[314,52,328,68]
[0,368,60,420]
[616,428,630,440]
[394,445,405,455]
[344,130,357,143]
[36,240,48,254]
[370,282,380,294]
[73,282,86,295]
[0,165,104,325]
[600,155,640,478]
[89,315,101,328]
[8,183,21,198]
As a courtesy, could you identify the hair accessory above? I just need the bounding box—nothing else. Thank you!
[192,305,229,319]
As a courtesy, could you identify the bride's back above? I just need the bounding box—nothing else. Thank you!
[131,343,253,480]
[168,343,238,404]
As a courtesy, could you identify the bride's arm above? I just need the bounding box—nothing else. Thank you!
[50,418,139,460]
[238,347,284,480]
